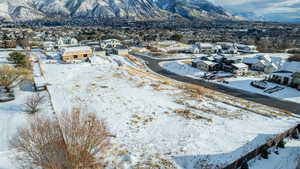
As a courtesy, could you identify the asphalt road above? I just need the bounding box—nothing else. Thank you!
[133,53,300,114]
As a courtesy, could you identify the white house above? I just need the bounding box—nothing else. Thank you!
[232,63,248,75]
[264,63,278,73]
[57,37,79,48]
[194,42,216,54]
[191,45,200,54]
[70,38,78,45]
[100,39,122,49]
[236,44,258,53]
[243,54,280,73]
[192,58,219,72]
[43,41,55,51]
[57,37,65,46]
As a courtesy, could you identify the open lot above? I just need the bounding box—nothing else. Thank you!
[41,54,299,168]
[0,50,299,169]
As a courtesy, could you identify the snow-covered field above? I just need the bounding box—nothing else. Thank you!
[1,51,300,169]
[0,51,52,169]
[0,85,52,169]
[40,55,299,168]
[250,138,300,169]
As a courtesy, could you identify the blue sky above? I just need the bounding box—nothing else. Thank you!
[208,0,300,22]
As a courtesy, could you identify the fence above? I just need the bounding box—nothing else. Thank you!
[222,124,300,169]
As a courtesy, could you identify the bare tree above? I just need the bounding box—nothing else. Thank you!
[24,93,46,114]
[10,108,113,169]
[0,65,30,92]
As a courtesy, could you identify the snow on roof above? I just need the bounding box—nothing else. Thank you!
[201,60,217,65]
[280,61,300,73]
[259,55,272,62]
[232,63,248,68]
[243,55,281,65]
[102,39,120,43]
[62,46,91,52]
[197,42,214,48]
[267,63,278,69]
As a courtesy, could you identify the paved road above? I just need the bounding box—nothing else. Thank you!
[133,53,300,114]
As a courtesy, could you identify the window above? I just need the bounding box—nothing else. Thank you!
[83,54,88,57]
[74,55,78,59]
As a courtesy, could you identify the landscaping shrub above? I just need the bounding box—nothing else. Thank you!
[10,108,113,169]
[277,140,286,148]
[288,54,300,62]
[292,129,299,139]
[24,93,46,114]
[0,65,30,92]
[241,162,249,169]
[8,52,31,69]
[261,149,269,159]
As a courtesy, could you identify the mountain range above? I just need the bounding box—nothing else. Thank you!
[208,0,300,23]
[0,0,237,22]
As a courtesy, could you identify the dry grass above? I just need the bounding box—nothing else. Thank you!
[133,156,177,169]
[124,58,293,118]
[174,109,212,121]
[130,114,155,127]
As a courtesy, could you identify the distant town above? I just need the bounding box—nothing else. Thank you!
[1,20,300,169]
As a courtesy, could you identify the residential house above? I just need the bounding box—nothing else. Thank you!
[191,45,200,54]
[0,40,17,48]
[231,63,248,75]
[268,71,293,86]
[100,39,122,49]
[243,54,281,73]
[217,42,238,54]
[70,38,78,46]
[57,37,79,48]
[43,41,55,51]
[222,58,242,72]
[112,48,129,56]
[192,58,220,72]
[268,71,300,90]
[264,63,278,73]
[236,44,258,54]
[194,42,216,54]
[93,47,106,56]
[57,38,65,47]
[292,72,300,89]
[60,46,93,62]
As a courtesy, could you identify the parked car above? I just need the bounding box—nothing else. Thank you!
[223,80,229,84]
[251,80,268,89]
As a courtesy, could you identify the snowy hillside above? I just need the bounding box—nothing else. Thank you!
[0,0,235,22]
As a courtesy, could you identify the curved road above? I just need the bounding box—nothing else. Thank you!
[132,53,300,114]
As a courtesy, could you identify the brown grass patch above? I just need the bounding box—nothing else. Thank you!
[174,109,212,121]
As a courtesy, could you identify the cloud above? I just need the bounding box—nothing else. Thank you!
[207,0,300,22]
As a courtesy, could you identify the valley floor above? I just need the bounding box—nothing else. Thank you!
[0,51,299,169]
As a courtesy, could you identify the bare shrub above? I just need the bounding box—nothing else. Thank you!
[24,93,46,114]
[10,108,113,169]
[0,65,31,92]
[288,54,300,62]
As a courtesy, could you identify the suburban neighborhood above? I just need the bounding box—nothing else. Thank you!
[0,21,300,169]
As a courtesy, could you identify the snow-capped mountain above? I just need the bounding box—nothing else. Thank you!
[0,0,235,22]
[208,0,300,23]
[153,0,233,20]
